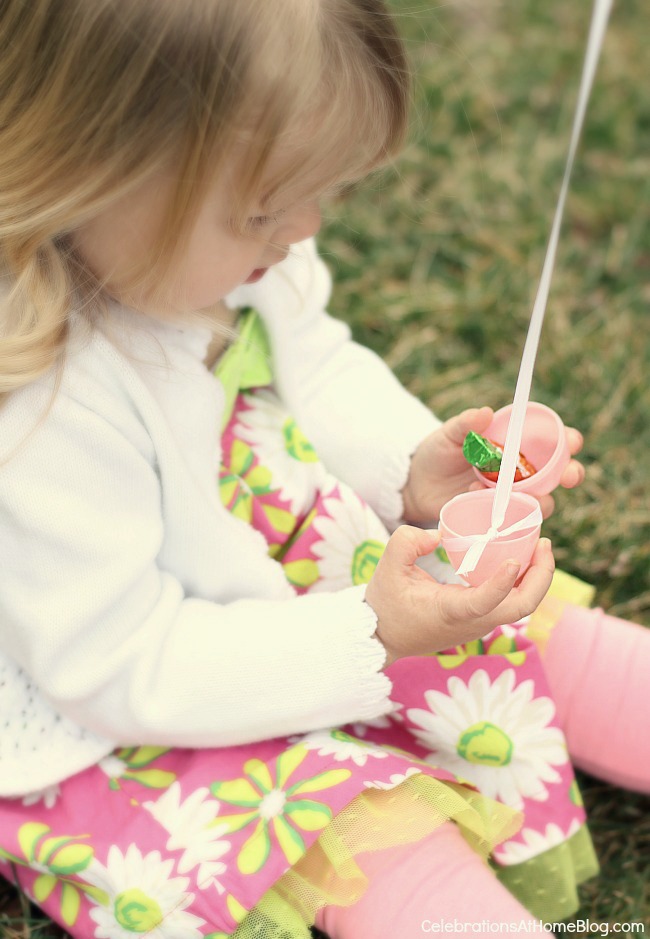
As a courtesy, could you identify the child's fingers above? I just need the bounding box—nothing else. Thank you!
[537,493,555,519]
[440,538,555,626]
[565,426,584,456]
[442,406,494,446]
[441,559,522,622]
[506,538,556,612]
[522,536,555,579]
[384,525,441,569]
[560,458,585,489]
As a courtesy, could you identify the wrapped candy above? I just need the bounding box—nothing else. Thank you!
[463,431,537,483]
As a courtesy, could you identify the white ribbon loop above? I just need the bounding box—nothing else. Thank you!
[489,0,613,535]
[444,0,612,581]
[446,505,543,577]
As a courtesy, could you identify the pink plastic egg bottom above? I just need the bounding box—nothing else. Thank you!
[439,489,542,587]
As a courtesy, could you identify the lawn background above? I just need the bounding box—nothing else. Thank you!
[1,0,648,933]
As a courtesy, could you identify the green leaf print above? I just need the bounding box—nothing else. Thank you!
[273,816,306,866]
[232,492,253,523]
[82,883,111,906]
[436,635,526,668]
[486,635,526,666]
[211,777,261,806]
[245,465,273,493]
[282,419,319,462]
[119,745,170,768]
[262,503,296,535]
[38,835,76,865]
[0,844,21,864]
[9,824,98,929]
[46,843,95,876]
[284,799,333,830]
[33,873,58,902]
[238,819,271,875]
[284,768,352,796]
[60,881,82,927]
[18,822,50,862]
[106,747,176,792]
[231,439,255,477]
[270,508,318,563]
[219,475,239,506]
[569,779,585,806]
[283,559,320,589]
[123,768,177,790]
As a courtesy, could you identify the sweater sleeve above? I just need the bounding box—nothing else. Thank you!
[0,381,393,749]
[236,238,442,529]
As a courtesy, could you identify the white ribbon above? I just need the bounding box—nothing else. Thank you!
[447,504,543,577]
[452,0,613,577]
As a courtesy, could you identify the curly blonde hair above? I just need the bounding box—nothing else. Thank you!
[0,0,410,405]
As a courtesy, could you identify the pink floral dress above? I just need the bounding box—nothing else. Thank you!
[0,309,597,938]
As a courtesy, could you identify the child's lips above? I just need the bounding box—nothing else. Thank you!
[244,267,268,284]
[245,251,288,284]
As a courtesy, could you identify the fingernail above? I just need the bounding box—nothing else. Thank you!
[540,538,552,549]
[506,561,520,576]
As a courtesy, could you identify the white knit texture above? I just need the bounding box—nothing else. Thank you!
[0,238,439,796]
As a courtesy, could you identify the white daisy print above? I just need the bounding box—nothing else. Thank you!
[235,390,326,513]
[289,728,389,767]
[143,783,231,893]
[81,844,205,939]
[21,783,61,809]
[99,754,129,780]
[363,767,423,790]
[347,702,404,738]
[494,819,582,865]
[309,485,389,591]
[407,669,568,809]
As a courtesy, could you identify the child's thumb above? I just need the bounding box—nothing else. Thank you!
[385,525,441,568]
[443,406,493,444]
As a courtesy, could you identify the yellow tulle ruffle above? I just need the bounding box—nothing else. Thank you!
[230,569,598,937]
[232,771,521,938]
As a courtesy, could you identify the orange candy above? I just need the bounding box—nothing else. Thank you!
[480,439,537,482]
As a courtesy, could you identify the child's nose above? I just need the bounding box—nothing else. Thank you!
[278,202,321,244]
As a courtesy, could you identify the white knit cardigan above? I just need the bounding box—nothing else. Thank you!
[0,238,440,797]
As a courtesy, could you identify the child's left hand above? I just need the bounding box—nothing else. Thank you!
[401,406,585,523]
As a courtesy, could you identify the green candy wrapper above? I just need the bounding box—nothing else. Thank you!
[462,431,503,472]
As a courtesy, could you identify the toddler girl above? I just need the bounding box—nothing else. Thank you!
[0,2,648,937]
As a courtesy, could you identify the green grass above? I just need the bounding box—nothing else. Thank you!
[321,0,649,625]
[319,0,650,926]
[2,0,648,934]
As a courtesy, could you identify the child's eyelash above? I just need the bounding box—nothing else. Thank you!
[248,211,285,229]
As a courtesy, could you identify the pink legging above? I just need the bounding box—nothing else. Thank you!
[315,821,539,937]
[316,606,650,937]
[542,606,650,793]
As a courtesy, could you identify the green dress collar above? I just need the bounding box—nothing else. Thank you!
[213,308,273,430]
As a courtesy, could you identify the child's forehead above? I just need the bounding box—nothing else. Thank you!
[228,118,356,210]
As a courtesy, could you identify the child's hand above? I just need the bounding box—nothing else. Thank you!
[365,527,555,667]
[401,406,585,523]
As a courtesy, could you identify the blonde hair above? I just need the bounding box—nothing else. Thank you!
[0,0,410,404]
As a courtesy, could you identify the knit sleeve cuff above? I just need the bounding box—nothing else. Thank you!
[376,405,442,531]
[343,584,395,721]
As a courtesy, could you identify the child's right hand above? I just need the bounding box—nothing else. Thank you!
[365,527,555,668]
